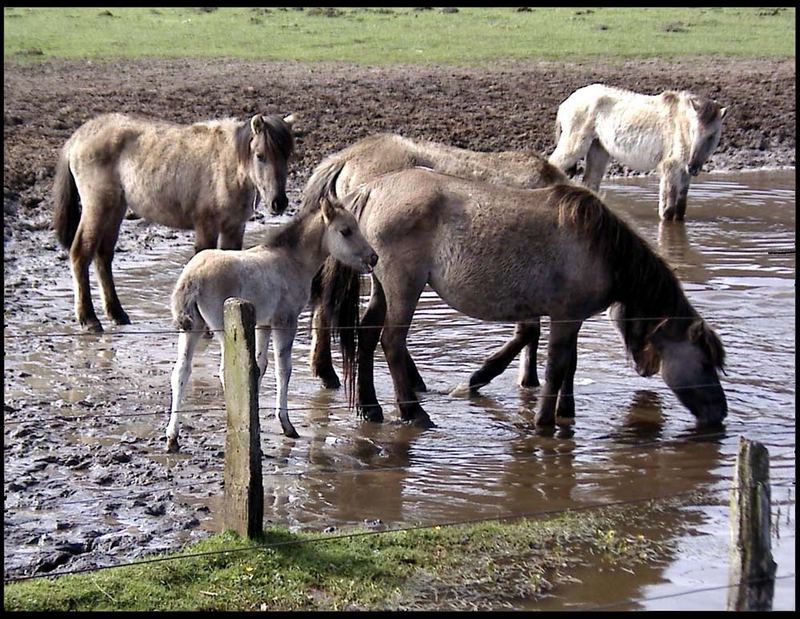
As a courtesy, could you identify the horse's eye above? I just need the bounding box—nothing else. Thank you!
[341,227,352,238]
[256,153,266,162]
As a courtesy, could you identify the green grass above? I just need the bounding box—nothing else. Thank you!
[4,501,684,611]
[3,7,795,64]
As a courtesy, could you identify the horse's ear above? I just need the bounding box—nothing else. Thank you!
[719,106,728,121]
[250,114,265,135]
[320,197,336,224]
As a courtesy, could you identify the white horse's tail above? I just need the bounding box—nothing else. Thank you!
[171,274,202,332]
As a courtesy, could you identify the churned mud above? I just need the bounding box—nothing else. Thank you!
[3,57,795,580]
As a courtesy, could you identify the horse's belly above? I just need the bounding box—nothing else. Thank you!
[596,120,663,171]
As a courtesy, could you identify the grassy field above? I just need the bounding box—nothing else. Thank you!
[3,7,795,64]
[4,500,687,611]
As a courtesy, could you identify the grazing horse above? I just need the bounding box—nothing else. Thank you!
[53,111,296,332]
[165,197,378,452]
[319,168,727,430]
[301,132,568,392]
[548,84,728,220]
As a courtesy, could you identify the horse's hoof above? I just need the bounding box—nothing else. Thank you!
[166,437,180,453]
[319,374,341,390]
[81,319,103,333]
[519,376,540,388]
[448,382,472,397]
[283,427,300,439]
[413,379,428,393]
[534,410,555,428]
[358,403,383,423]
[555,415,575,427]
[111,311,131,326]
[411,415,436,429]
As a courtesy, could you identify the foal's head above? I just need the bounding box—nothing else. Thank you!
[685,95,728,176]
[237,113,295,214]
[319,197,378,274]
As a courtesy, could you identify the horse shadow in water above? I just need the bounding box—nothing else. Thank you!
[53,111,296,332]
[318,168,728,432]
[548,83,727,221]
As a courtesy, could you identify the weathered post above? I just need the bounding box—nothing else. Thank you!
[222,298,263,538]
[727,437,776,611]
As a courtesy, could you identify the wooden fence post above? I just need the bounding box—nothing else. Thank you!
[727,437,776,611]
[222,298,263,539]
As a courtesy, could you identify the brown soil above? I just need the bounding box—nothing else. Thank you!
[3,57,796,234]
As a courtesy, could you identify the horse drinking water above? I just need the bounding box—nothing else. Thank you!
[320,168,727,430]
[165,197,378,452]
[301,133,568,393]
[549,84,727,220]
[53,111,295,332]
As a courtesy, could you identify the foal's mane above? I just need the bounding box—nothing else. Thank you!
[549,184,724,373]
[234,114,295,167]
[258,207,318,250]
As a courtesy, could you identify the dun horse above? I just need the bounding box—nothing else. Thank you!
[302,132,568,392]
[165,197,378,452]
[53,111,295,332]
[549,84,727,220]
[320,168,727,430]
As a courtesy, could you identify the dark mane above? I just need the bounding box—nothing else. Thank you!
[299,155,347,216]
[234,114,295,168]
[258,207,316,250]
[549,183,706,373]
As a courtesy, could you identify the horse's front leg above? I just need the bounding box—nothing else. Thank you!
[658,161,691,221]
[582,139,610,192]
[166,330,202,452]
[469,320,541,391]
[272,320,299,438]
[194,217,220,254]
[218,220,246,250]
[535,320,581,428]
[555,340,578,426]
[380,280,433,428]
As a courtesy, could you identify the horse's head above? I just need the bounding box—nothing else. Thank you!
[241,113,295,215]
[686,95,728,177]
[646,317,728,428]
[319,197,378,274]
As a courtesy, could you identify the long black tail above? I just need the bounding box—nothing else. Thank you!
[52,146,80,249]
[319,189,371,407]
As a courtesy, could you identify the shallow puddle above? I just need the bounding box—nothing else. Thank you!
[3,170,795,609]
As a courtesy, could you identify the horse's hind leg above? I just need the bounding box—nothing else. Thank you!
[357,276,387,422]
[582,139,610,191]
[95,213,130,325]
[166,329,203,452]
[469,320,540,391]
[534,320,581,428]
[310,302,341,389]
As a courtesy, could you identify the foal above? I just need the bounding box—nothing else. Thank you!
[165,198,378,452]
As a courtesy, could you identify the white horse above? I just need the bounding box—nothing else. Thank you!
[549,83,728,220]
[165,197,378,452]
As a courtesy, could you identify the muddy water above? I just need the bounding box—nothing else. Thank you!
[3,170,795,609]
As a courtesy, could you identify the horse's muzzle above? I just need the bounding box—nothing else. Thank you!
[270,194,289,215]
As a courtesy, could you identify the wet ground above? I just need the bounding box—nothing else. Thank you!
[3,58,796,608]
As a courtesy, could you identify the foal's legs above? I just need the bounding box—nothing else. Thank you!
[468,320,541,391]
[166,329,203,452]
[95,210,130,326]
[534,320,581,428]
[272,320,299,438]
[582,139,611,192]
[255,326,272,383]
